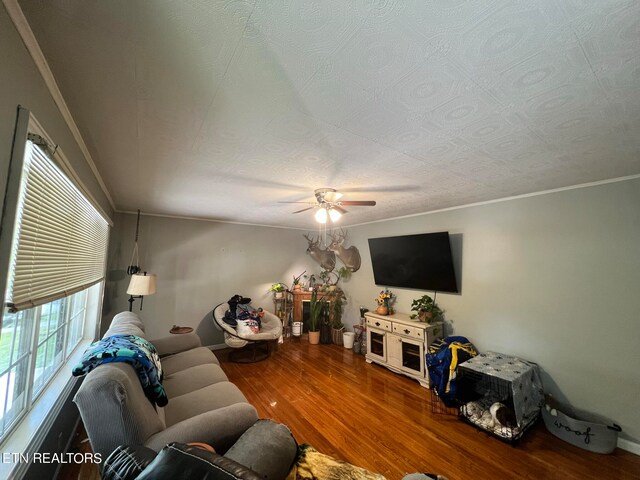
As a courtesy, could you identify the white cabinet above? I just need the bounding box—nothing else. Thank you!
[365,311,443,388]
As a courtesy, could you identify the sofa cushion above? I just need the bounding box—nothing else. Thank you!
[163,363,228,398]
[161,347,219,375]
[164,382,248,426]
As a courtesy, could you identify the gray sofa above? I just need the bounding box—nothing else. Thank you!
[74,311,258,462]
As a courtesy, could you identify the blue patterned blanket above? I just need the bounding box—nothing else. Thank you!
[72,334,168,407]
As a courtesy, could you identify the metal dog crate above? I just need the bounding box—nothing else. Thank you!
[456,351,544,443]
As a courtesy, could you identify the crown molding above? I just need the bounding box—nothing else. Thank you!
[346,174,640,228]
[116,209,311,231]
[3,0,115,211]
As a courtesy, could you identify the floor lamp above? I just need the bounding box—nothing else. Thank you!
[127,272,157,311]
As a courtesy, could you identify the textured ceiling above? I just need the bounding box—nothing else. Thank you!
[18,0,640,228]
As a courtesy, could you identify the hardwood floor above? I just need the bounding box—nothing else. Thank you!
[220,339,640,480]
[59,340,640,480]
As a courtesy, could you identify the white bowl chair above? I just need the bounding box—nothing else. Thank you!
[213,302,282,362]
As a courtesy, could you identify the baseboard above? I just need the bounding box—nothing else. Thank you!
[206,343,228,351]
[618,437,640,456]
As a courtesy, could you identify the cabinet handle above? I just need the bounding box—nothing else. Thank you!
[375,322,380,326]
[404,329,410,334]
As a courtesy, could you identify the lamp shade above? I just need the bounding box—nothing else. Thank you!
[328,208,342,222]
[127,273,157,296]
[314,208,328,223]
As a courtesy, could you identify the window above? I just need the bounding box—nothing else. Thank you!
[0,109,109,446]
[0,286,99,439]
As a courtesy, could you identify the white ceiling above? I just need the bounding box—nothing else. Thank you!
[18,0,640,228]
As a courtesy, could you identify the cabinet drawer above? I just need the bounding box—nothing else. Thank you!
[366,317,392,332]
[393,323,424,340]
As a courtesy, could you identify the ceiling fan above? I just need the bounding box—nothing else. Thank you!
[281,188,376,223]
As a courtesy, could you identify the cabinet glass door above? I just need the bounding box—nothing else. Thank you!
[400,337,423,375]
[367,328,386,361]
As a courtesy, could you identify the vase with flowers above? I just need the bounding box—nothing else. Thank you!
[375,288,394,315]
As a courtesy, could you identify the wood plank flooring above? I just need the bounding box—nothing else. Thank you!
[219,339,640,480]
[59,339,640,479]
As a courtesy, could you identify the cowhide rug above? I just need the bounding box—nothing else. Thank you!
[286,444,447,480]
[286,444,386,480]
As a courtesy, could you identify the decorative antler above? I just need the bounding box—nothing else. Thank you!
[303,233,318,246]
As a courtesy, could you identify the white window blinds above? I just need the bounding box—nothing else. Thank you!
[6,141,109,312]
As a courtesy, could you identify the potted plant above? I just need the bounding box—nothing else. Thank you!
[331,295,345,345]
[375,288,394,315]
[409,294,443,323]
[292,271,305,291]
[268,282,287,299]
[320,301,332,344]
[304,274,316,291]
[308,289,324,344]
[319,270,331,291]
[328,266,351,292]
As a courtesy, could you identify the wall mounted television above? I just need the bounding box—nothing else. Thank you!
[368,231,458,293]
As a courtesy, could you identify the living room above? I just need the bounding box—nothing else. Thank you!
[0,1,639,479]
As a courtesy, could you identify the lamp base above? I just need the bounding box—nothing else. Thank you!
[128,295,144,312]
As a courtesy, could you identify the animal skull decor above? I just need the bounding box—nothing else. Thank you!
[303,229,361,273]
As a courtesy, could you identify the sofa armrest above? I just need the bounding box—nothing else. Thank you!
[150,333,202,356]
[144,403,258,454]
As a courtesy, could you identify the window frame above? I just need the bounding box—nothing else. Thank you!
[0,287,96,442]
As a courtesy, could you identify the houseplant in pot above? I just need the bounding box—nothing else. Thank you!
[331,295,345,345]
[409,294,442,323]
[308,289,324,344]
[292,271,305,291]
[328,266,351,292]
[320,301,332,344]
[268,282,287,299]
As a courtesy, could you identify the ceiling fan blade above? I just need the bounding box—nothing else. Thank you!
[340,200,376,206]
[333,205,348,215]
[279,201,316,204]
[340,185,420,193]
[292,207,315,214]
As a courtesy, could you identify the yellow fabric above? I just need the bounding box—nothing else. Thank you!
[445,342,477,393]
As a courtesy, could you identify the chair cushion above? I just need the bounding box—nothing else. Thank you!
[164,382,249,426]
[161,347,219,375]
[163,364,228,398]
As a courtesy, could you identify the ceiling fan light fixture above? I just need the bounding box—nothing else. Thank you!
[328,208,342,222]
[315,207,328,223]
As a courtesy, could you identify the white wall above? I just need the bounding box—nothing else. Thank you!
[103,212,317,344]
[343,178,640,444]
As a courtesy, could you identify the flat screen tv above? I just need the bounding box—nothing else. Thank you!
[368,232,458,293]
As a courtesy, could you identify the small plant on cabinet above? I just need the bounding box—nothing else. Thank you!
[409,294,442,323]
